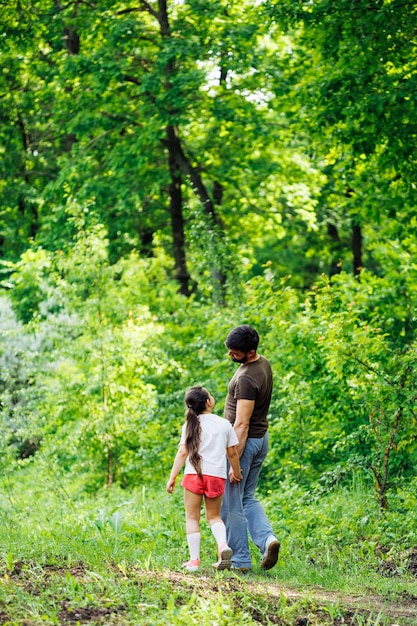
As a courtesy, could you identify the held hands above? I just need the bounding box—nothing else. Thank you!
[229,466,243,484]
[227,445,242,484]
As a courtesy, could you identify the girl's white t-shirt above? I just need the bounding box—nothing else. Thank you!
[180,413,239,479]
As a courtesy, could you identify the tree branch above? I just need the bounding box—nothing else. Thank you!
[116,1,159,19]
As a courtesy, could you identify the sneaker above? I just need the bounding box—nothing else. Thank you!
[212,543,233,570]
[261,537,280,570]
[182,558,200,572]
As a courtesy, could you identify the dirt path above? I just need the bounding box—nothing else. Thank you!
[258,581,417,620]
[157,570,417,624]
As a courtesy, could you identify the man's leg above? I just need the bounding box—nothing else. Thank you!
[221,468,252,569]
[242,434,279,561]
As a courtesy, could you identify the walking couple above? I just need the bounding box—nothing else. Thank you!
[166,325,280,573]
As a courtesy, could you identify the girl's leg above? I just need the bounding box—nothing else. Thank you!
[184,489,203,562]
[204,494,223,529]
[205,495,232,570]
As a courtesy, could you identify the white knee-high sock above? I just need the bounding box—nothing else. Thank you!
[210,521,227,548]
[186,532,201,561]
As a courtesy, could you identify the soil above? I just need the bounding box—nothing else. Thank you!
[156,569,417,625]
[4,561,417,625]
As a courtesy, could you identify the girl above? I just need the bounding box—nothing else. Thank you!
[166,386,242,571]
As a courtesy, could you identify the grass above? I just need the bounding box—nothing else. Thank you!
[0,463,416,625]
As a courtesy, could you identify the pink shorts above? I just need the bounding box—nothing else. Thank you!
[181,474,226,498]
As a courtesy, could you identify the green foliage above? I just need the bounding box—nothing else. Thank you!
[1,223,192,488]
[6,0,416,292]
[266,273,416,508]
[0,469,416,625]
[2,248,53,323]
[265,0,417,279]
[1,229,415,507]
[0,296,45,469]
[0,3,417,618]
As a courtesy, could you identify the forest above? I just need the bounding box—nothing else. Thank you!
[0,0,416,624]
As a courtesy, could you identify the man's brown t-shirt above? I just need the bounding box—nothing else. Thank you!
[224,355,273,438]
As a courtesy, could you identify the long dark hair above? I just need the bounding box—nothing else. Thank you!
[184,386,209,476]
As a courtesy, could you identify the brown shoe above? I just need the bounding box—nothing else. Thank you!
[261,539,280,570]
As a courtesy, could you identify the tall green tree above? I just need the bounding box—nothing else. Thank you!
[267,0,417,277]
[2,0,416,296]
[1,0,328,297]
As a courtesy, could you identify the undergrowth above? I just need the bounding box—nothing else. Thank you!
[0,462,416,624]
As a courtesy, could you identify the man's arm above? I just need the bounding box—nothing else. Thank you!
[233,398,255,457]
[227,445,242,483]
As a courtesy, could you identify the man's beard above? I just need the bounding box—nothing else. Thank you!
[231,354,248,364]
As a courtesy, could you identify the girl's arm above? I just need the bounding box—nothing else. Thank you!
[166,444,188,493]
[226,445,242,483]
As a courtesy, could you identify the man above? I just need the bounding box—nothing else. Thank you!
[220,324,280,571]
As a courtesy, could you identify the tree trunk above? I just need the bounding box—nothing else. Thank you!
[64,27,80,55]
[167,128,192,296]
[327,221,342,277]
[352,222,362,276]
[15,111,39,240]
[155,0,227,300]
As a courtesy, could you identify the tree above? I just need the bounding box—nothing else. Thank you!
[2,0,416,297]
[267,0,417,278]
[1,0,332,297]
